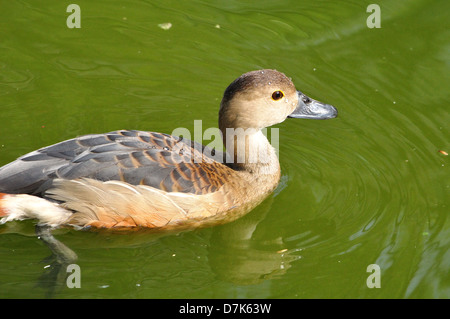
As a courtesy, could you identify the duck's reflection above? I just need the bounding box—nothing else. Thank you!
[34,224,78,297]
[209,198,302,285]
[0,194,304,296]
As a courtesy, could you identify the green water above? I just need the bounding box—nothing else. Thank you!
[0,0,448,299]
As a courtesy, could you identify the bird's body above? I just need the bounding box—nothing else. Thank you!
[0,69,337,230]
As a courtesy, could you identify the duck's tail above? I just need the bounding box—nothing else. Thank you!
[0,193,72,227]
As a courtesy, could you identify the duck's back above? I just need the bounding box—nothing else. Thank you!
[0,130,232,196]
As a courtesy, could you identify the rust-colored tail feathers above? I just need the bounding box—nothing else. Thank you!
[0,193,8,217]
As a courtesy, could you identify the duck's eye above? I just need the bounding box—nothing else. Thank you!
[271,90,284,101]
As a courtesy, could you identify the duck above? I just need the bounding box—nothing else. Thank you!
[0,69,337,231]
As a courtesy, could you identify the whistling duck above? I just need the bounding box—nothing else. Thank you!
[0,70,337,230]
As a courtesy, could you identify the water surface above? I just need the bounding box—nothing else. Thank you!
[0,0,448,298]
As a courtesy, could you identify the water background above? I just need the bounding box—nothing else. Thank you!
[0,0,448,298]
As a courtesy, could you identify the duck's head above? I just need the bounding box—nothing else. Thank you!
[219,69,337,132]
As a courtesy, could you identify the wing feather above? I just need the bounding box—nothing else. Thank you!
[0,130,231,195]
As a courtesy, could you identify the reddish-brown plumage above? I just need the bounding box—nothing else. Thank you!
[0,193,8,216]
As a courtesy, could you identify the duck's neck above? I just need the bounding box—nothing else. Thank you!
[222,128,280,176]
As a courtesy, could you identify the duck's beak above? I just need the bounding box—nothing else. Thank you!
[288,91,337,119]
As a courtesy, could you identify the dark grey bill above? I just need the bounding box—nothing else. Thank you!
[288,91,337,119]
